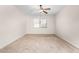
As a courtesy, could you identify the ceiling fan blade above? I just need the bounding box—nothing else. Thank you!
[43,10,48,14]
[40,5,43,10]
[39,5,50,14]
[44,8,51,10]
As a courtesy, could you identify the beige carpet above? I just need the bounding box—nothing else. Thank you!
[0,34,79,53]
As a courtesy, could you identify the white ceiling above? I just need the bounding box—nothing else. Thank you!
[16,5,65,16]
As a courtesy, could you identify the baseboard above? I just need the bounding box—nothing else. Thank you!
[25,34,56,37]
[55,34,79,49]
[0,34,26,49]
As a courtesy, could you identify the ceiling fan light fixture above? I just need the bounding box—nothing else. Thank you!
[39,5,51,14]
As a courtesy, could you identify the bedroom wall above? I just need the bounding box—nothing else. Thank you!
[26,15,55,34]
[0,6,26,48]
[56,6,79,48]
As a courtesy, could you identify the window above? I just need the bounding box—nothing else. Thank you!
[34,19,40,28]
[40,19,47,28]
[33,18,47,28]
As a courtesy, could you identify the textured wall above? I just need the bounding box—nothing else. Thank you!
[0,6,26,48]
[56,6,79,48]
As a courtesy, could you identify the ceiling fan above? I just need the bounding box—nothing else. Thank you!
[40,5,51,14]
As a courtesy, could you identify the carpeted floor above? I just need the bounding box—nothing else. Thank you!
[0,34,79,53]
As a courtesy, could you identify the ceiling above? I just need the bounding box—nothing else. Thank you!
[16,5,65,16]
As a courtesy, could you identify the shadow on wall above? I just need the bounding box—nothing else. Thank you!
[0,6,26,48]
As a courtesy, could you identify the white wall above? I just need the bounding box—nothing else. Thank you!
[26,15,55,34]
[0,6,55,48]
[56,6,79,48]
[0,6,26,48]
